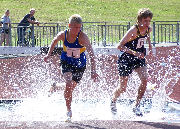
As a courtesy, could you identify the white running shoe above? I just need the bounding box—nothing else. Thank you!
[65,111,72,122]
[110,101,117,114]
[133,105,143,116]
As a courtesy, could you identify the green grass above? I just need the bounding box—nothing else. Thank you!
[0,0,179,46]
[0,0,180,23]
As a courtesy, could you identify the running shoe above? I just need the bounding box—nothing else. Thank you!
[65,110,72,122]
[133,105,143,116]
[110,101,117,114]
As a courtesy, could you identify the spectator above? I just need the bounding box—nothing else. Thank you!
[0,10,11,46]
[17,8,39,46]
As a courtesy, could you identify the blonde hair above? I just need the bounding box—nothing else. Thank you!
[137,8,153,23]
[69,14,82,24]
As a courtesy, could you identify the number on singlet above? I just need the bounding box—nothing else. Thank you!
[66,47,80,58]
[136,38,146,49]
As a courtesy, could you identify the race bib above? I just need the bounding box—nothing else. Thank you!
[66,47,80,58]
[136,38,146,49]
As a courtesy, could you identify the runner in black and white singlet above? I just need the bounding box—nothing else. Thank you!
[111,8,153,116]
[118,24,150,76]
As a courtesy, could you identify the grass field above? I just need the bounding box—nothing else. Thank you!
[0,0,180,23]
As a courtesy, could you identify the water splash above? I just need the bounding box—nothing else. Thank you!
[0,49,179,123]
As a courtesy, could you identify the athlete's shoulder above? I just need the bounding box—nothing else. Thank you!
[79,31,87,37]
[128,25,137,33]
[57,30,65,36]
[56,30,65,41]
[79,31,89,40]
[125,25,138,37]
[78,31,90,45]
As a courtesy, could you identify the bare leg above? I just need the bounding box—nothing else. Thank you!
[112,76,129,102]
[5,33,9,46]
[111,76,129,114]
[134,66,148,107]
[0,33,5,46]
[63,72,77,114]
[64,80,77,112]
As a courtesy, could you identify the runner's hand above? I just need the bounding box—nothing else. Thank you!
[91,72,99,82]
[44,55,50,63]
[134,52,145,59]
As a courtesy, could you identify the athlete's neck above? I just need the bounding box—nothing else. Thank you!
[138,24,148,35]
[67,30,78,42]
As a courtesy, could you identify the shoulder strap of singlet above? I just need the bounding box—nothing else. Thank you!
[74,30,81,43]
[64,30,68,41]
[135,24,150,36]
[65,30,81,42]
[147,27,150,34]
[135,24,140,35]
[76,30,81,39]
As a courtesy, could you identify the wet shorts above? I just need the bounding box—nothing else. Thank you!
[118,53,146,76]
[61,60,86,83]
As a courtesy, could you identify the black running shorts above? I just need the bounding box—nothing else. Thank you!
[61,60,86,83]
[118,53,146,76]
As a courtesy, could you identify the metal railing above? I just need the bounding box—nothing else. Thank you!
[0,21,179,47]
[152,21,180,46]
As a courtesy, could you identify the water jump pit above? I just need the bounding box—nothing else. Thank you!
[0,46,179,129]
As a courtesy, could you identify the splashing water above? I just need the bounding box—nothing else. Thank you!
[0,48,179,124]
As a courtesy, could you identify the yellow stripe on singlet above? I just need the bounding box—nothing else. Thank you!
[63,44,86,54]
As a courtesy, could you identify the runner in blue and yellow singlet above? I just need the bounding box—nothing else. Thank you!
[44,14,99,122]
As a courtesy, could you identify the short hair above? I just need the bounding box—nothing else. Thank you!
[30,8,35,12]
[137,8,153,23]
[69,14,82,24]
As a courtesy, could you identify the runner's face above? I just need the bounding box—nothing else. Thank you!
[139,17,151,29]
[69,23,81,35]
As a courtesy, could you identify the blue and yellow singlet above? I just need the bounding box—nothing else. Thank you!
[61,30,86,68]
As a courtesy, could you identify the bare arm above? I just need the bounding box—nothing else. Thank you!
[117,26,137,54]
[27,18,39,25]
[80,33,96,72]
[147,27,153,55]
[44,31,64,62]
[80,32,99,81]
[117,26,144,58]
